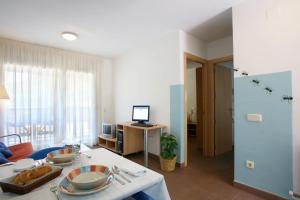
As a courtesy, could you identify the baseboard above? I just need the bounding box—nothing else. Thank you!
[233,181,287,200]
[176,162,185,168]
[148,152,160,161]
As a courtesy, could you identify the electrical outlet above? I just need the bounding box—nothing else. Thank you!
[246,160,255,169]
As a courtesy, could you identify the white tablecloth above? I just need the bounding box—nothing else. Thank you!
[0,148,170,200]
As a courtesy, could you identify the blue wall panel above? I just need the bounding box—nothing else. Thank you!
[234,71,292,199]
[170,84,184,163]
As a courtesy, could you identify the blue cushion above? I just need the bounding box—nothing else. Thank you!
[131,192,154,200]
[0,142,13,158]
[28,147,63,160]
[0,152,9,164]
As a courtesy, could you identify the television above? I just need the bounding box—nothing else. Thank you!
[132,105,150,124]
[102,123,116,138]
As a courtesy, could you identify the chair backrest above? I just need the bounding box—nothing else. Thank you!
[8,142,33,162]
[0,134,22,144]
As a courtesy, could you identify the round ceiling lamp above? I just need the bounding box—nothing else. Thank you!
[61,32,78,41]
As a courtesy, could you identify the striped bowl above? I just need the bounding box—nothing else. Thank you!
[66,165,111,190]
[47,148,77,163]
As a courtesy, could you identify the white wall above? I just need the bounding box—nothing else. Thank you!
[113,31,181,155]
[180,31,207,58]
[207,35,233,59]
[113,30,231,159]
[232,0,300,192]
[179,31,207,84]
[187,61,203,123]
[100,59,114,124]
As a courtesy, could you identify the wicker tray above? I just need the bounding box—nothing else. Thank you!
[0,165,63,194]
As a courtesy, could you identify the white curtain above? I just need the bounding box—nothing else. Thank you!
[0,38,102,149]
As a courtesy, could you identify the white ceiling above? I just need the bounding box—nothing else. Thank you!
[189,8,233,42]
[0,0,240,58]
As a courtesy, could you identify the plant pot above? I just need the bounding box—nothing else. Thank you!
[160,156,177,172]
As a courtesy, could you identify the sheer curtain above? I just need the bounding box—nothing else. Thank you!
[0,38,102,149]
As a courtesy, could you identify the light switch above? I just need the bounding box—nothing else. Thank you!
[247,114,263,122]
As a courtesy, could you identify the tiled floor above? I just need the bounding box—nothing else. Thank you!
[125,136,265,200]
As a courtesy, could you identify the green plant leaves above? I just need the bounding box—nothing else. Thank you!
[160,133,178,160]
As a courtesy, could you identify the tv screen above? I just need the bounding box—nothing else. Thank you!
[132,105,150,122]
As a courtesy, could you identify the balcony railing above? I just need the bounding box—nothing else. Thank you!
[5,123,54,146]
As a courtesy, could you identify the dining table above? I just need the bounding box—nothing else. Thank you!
[0,148,171,200]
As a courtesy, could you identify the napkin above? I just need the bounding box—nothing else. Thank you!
[0,164,16,181]
[118,164,147,177]
[14,158,35,172]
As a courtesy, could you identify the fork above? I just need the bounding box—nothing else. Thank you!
[111,168,126,185]
[49,183,61,200]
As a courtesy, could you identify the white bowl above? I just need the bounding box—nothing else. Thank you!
[67,165,110,190]
[47,148,77,164]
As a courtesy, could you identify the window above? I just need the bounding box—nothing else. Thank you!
[65,70,95,144]
[4,64,96,149]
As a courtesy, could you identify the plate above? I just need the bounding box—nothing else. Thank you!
[47,148,77,164]
[59,170,113,196]
[67,165,110,190]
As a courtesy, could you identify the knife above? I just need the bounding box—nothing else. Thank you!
[114,174,126,185]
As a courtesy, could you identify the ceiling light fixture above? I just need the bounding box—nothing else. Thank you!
[61,32,78,41]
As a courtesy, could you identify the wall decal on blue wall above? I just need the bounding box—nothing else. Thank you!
[264,87,273,94]
[252,79,260,86]
[241,71,249,76]
[235,68,293,101]
[234,71,292,199]
[282,95,293,103]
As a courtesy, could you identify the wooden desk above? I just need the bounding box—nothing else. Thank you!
[118,123,166,167]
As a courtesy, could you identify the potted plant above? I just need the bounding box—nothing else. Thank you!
[160,133,178,172]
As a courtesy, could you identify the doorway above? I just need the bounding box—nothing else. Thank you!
[186,59,203,156]
[184,53,207,166]
[184,54,234,166]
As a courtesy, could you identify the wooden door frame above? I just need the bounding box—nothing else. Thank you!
[183,53,233,167]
